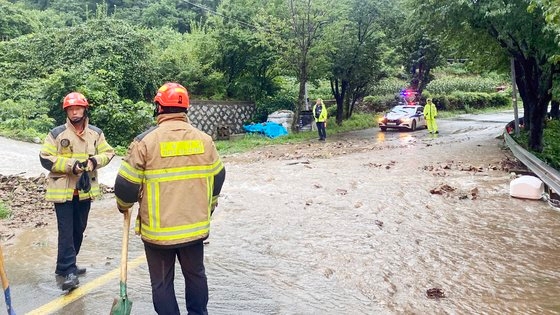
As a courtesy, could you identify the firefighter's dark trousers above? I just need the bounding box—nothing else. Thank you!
[144,240,208,315]
[54,196,91,276]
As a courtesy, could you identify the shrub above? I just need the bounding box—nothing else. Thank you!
[327,105,337,117]
[0,98,55,133]
[370,78,408,96]
[0,201,10,219]
[542,119,560,169]
[252,91,296,123]
[361,94,398,113]
[90,98,153,148]
[435,92,510,111]
[426,77,502,94]
[514,119,560,170]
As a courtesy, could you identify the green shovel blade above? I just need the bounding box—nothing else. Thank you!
[110,282,132,315]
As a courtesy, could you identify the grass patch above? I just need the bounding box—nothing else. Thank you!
[0,201,11,219]
[216,113,376,155]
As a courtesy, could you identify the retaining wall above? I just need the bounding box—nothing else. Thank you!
[188,100,255,140]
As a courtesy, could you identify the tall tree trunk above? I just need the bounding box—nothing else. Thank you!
[293,62,308,133]
[331,78,345,125]
[348,83,367,119]
[514,56,553,152]
[344,91,350,119]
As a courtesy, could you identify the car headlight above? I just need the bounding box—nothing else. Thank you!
[401,118,411,123]
[378,117,387,123]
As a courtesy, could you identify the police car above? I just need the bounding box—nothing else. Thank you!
[378,104,427,131]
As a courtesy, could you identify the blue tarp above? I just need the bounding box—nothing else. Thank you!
[243,122,288,139]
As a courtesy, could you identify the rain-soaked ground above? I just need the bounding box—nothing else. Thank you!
[1,110,560,314]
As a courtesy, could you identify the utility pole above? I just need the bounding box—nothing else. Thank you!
[511,57,520,136]
[304,82,309,110]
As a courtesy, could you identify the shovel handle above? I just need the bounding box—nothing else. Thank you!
[0,245,15,315]
[120,210,131,284]
[0,246,9,291]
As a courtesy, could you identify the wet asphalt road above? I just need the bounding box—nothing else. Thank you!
[3,110,560,314]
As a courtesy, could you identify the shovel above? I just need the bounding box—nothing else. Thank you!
[0,245,15,315]
[110,210,132,315]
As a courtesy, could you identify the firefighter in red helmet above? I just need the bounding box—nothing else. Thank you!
[115,82,226,314]
[39,92,115,291]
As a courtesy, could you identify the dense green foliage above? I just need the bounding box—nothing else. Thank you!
[425,77,502,95]
[514,119,560,170]
[0,16,156,146]
[431,92,510,111]
[0,0,40,38]
[408,0,559,152]
[362,64,511,113]
[0,0,559,157]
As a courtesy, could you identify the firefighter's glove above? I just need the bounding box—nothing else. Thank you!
[76,171,91,193]
[72,160,83,175]
[87,157,97,171]
[73,160,91,175]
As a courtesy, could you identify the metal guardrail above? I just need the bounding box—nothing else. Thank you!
[503,127,560,195]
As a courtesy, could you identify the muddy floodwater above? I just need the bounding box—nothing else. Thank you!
[1,111,559,314]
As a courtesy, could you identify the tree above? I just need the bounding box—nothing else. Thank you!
[208,0,281,101]
[531,0,560,120]
[283,0,334,131]
[0,0,41,39]
[150,26,225,99]
[327,0,391,124]
[0,16,157,145]
[410,0,560,152]
[398,30,446,95]
[530,0,560,42]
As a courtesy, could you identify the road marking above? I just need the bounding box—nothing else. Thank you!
[27,255,145,315]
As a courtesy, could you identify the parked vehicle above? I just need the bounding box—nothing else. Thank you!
[378,104,427,131]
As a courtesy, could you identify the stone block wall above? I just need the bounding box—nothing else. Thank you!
[188,100,255,139]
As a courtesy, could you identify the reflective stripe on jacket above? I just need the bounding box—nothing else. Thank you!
[114,113,225,246]
[39,118,115,202]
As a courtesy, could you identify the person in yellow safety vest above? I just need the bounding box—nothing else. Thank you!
[39,92,115,291]
[114,82,226,315]
[313,98,328,141]
[423,98,439,134]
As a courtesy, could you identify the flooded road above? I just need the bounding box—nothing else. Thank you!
[1,111,559,314]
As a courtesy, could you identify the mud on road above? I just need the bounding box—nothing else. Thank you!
[1,112,560,314]
[0,122,522,242]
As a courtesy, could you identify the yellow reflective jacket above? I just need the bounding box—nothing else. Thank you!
[39,118,115,203]
[114,113,226,247]
[423,102,438,120]
[312,102,328,122]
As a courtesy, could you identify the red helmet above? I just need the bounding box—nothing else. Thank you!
[154,82,189,109]
[62,92,89,109]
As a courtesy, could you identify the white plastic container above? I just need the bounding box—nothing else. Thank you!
[510,175,544,200]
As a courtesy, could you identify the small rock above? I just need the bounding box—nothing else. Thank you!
[426,287,445,299]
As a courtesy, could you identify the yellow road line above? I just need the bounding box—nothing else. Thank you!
[27,255,145,315]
